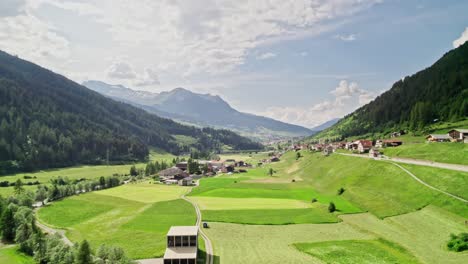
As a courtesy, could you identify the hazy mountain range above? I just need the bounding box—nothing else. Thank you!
[83,81,317,141]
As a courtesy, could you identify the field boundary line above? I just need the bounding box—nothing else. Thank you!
[182,186,214,264]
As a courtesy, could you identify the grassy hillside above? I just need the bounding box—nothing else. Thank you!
[310,42,468,141]
[37,183,195,259]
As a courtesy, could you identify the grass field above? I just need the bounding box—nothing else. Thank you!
[202,208,339,224]
[383,141,468,165]
[38,183,195,259]
[0,150,178,197]
[294,238,420,264]
[204,206,468,264]
[0,245,34,264]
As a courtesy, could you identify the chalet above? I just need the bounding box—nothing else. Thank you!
[164,226,198,264]
[448,129,468,143]
[175,162,188,171]
[178,177,193,186]
[369,148,381,158]
[356,140,372,153]
[323,145,334,156]
[426,134,452,142]
[159,167,189,183]
[221,165,235,173]
[345,142,355,150]
[390,130,405,138]
[376,139,403,148]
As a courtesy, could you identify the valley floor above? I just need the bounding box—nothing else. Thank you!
[34,150,468,264]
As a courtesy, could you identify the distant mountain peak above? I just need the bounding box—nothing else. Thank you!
[84,80,313,141]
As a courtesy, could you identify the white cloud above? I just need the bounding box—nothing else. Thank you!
[299,51,309,56]
[0,0,380,81]
[334,33,356,41]
[259,80,378,127]
[453,27,468,48]
[106,62,137,79]
[256,52,277,60]
[135,68,160,87]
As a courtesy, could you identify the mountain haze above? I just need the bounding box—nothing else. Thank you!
[84,81,313,141]
[311,42,468,140]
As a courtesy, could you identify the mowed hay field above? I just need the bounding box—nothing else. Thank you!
[193,150,468,263]
[205,206,468,264]
[294,239,420,264]
[38,183,195,259]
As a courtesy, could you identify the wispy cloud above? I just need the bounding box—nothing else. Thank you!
[256,52,277,60]
[334,33,357,41]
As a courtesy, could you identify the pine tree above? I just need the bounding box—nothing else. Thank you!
[1,207,16,241]
[76,240,92,264]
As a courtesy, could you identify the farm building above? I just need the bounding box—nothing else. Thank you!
[323,145,334,156]
[159,167,189,183]
[175,162,188,171]
[178,177,193,186]
[426,134,452,142]
[164,226,198,264]
[369,148,381,158]
[356,140,373,153]
[448,129,468,143]
[375,139,403,148]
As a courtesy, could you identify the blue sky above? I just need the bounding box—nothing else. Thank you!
[0,0,467,128]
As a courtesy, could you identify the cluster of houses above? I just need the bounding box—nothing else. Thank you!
[158,159,253,186]
[307,139,402,158]
[426,129,468,143]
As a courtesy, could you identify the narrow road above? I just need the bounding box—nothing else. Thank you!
[182,187,214,264]
[335,153,468,203]
[336,152,468,172]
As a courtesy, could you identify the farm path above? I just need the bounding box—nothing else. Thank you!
[34,210,74,246]
[336,153,467,203]
[390,162,468,203]
[183,186,214,264]
[337,152,468,172]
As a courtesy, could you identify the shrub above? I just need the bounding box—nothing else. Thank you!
[328,202,336,213]
[337,187,345,195]
[311,198,317,203]
[447,233,468,252]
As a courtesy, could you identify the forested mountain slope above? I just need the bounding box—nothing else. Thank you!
[312,42,468,140]
[0,50,262,174]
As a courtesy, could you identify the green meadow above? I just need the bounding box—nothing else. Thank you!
[38,183,195,259]
[383,141,468,165]
[0,245,34,264]
[294,239,420,264]
[0,150,177,197]
[33,147,468,263]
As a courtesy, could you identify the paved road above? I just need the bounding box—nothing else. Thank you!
[182,187,214,264]
[336,153,468,203]
[337,152,468,172]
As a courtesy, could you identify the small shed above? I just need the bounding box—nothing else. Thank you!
[178,177,193,186]
[369,148,381,158]
[448,129,468,142]
[426,134,452,142]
